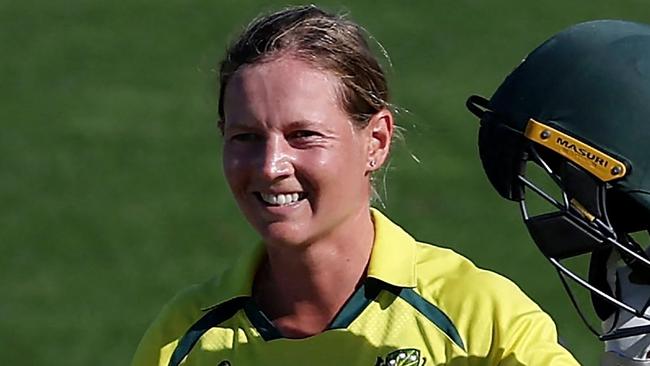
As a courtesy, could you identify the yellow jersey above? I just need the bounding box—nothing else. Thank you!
[132,209,580,366]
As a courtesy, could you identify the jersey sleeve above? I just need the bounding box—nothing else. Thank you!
[131,285,204,366]
[425,255,581,366]
[451,269,581,366]
[494,298,580,366]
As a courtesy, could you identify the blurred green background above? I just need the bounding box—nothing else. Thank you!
[4,0,650,364]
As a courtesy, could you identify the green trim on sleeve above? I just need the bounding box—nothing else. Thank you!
[168,297,247,366]
[398,288,466,351]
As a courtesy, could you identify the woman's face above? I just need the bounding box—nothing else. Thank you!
[222,56,374,246]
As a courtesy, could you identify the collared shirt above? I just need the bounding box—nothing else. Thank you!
[132,209,580,366]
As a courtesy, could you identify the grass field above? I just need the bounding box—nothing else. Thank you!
[4,0,650,364]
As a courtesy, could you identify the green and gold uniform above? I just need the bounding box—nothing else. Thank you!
[132,209,579,366]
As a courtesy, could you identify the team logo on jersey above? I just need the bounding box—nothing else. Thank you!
[375,348,426,366]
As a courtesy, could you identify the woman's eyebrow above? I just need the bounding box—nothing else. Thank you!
[285,120,317,129]
[285,119,336,133]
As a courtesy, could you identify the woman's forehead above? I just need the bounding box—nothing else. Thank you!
[223,57,347,126]
[235,56,340,93]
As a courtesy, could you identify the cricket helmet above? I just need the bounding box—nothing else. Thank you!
[466,19,650,341]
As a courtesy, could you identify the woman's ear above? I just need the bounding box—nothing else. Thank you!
[366,108,394,172]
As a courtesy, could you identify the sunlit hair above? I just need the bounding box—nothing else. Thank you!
[218,5,390,129]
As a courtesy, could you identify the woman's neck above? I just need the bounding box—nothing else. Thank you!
[253,209,375,338]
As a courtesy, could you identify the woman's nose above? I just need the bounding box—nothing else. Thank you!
[259,135,294,180]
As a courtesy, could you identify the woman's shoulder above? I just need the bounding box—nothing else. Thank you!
[372,210,532,307]
[411,242,579,365]
[131,272,234,366]
[413,241,542,313]
[140,277,221,344]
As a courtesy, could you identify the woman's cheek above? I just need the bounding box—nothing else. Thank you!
[223,151,245,187]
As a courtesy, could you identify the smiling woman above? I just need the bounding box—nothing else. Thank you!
[221,57,385,252]
[131,5,580,366]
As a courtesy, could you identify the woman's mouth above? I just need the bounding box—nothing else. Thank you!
[256,192,307,206]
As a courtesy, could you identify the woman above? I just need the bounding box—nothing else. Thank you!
[132,5,579,366]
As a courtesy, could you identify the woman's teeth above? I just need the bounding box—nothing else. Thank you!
[260,192,301,206]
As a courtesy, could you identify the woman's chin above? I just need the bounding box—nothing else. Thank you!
[256,222,313,248]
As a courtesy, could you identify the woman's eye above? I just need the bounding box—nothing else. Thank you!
[289,130,319,139]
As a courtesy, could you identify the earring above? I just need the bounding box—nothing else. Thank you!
[369,160,376,168]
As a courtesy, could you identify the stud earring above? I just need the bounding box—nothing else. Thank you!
[369,160,376,168]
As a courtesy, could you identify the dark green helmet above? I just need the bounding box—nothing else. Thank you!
[467,20,650,341]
